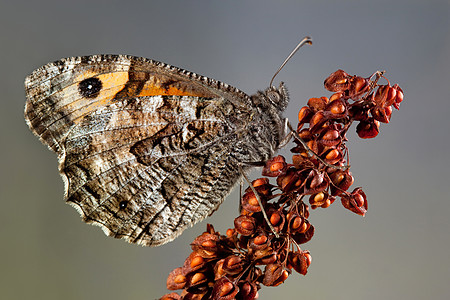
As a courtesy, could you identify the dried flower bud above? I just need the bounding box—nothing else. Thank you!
[245,180,272,199]
[249,232,270,251]
[320,195,336,208]
[307,96,329,111]
[238,281,259,300]
[373,85,396,108]
[324,70,351,92]
[306,139,320,155]
[309,111,328,132]
[301,202,310,219]
[255,252,278,265]
[241,191,263,213]
[329,169,354,196]
[392,84,403,109]
[276,168,303,192]
[341,187,368,216]
[297,218,310,234]
[287,213,303,232]
[234,215,257,236]
[160,292,181,300]
[304,170,329,195]
[225,228,235,238]
[292,224,314,245]
[211,277,239,300]
[329,92,344,102]
[325,99,347,119]
[185,272,208,292]
[262,155,287,177]
[320,128,341,147]
[288,250,312,275]
[371,106,391,123]
[268,209,286,232]
[323,148,343,164]
[356,118,380,139]
[181,253,208,274]
[348,104,370,121]
[291,154,307,169]
[309,192,330,209]
[348,76,370,99]
[167,267,188,290]
[262,263,290,287]
[297,128,313,140]
[307,170,325,189]
[191,232,219,258]
[251,177,270,189]
[298,106,313,125]
[222,255,244,275]
[214,259,226,280]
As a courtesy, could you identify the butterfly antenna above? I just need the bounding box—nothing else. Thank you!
[269,36,313,87]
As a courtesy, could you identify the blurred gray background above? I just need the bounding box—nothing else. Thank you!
[1,1,449,299]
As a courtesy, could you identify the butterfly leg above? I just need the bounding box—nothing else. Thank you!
[278,118,294,149]
[238,164,280,238]
[239,179,243,214]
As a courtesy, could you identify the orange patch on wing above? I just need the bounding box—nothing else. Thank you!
[139,81,210,98]
[97,72,130,90]
[62,71,130,124]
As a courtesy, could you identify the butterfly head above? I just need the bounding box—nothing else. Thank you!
[266,82,289,112]
[251,82,289,114]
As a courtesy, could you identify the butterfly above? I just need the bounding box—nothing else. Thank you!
[24,38,311,246]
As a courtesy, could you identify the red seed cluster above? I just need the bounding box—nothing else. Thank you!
[161,70,403,300]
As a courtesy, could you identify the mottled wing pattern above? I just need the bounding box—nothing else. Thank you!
[24,55,254,246]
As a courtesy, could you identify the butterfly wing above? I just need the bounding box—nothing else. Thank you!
[25,55,253,246]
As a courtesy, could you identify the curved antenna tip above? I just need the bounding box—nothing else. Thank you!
[269,36,313,87]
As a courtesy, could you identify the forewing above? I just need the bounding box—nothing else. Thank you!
[24,55,250,246]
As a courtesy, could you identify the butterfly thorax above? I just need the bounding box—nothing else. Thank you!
[242,83,289,162]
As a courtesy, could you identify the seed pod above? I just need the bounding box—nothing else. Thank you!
[166,267,188,290]
[241,191,263,213]
[324,69,351,92]
[309,192,329,209]
[268,209,286,232]
[248,232,271,251]
[298,105,313,125]
[341,187,368,216]
[211,277,239,300]
[320,128,341,147]
[292,224,315,245]
[348,104,370,121]
[191,232,220,258]
[237,281,259,300]
[309,111,328,133]
[185,272,209,293]
[222,255,244,275]
[262,263,290,287]
[262,155,287,177]
[288,250,312,275]
[307,96,329,111]
[304,170,329,195]
[182,252,208,274]
[325,98,347,119]
[392,84,404,109]
[234,215,257,236]
[356,118,380,139]
[348,76,370,99]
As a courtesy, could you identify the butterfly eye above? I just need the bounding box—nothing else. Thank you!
[267,90,281,104]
